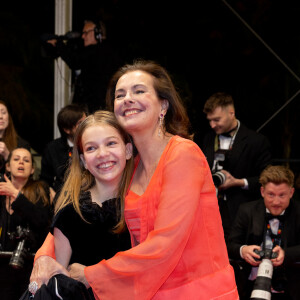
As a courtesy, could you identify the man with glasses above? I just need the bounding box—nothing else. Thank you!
[44,18,121,113]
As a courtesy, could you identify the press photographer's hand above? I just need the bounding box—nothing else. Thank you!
[271,245,285,267]
[241,245,261,266]
[218,170,245,190]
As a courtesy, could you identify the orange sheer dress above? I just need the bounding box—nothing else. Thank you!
[36,136,238,300]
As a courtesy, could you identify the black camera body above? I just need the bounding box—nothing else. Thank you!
[8,226,32,269]
[254,248,278,261]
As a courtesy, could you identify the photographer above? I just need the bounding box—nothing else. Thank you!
[0,148,53,300]
[227,165,300,300]
[42,18,121,113]
[202,92,272,243]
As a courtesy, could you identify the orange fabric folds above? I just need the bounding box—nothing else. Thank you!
[85,136,238,300]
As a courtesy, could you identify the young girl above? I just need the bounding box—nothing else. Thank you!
[46,111,132,298]
[0,147,52,300]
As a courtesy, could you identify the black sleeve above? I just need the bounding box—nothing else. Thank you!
[227,205,250,260]
[55,39,84,70]
[51,205,82,246]
[11,193,52,230]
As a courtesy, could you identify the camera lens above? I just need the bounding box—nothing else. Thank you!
[9,240,26,269]
[212,171,226,187]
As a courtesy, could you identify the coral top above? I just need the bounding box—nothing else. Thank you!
[36,136,238,300]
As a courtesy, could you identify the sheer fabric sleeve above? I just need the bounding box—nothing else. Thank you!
[85,139,212,300]
[34,232,56,262]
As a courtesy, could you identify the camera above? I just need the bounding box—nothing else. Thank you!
[8,226,32,269]
[212,149,228,187]
[250,248,282,299]
[250,258,273,299]
[212,171,226,187]
[253,248,278,261]
[41,31,81,42]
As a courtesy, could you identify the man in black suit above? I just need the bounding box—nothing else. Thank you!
[40,104,87,194]
[227,165,300,300]
[202,92,272,242]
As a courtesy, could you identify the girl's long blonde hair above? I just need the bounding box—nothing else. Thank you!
[54,110,134,233]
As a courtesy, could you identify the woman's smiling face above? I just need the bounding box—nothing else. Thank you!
[113,70,163,136]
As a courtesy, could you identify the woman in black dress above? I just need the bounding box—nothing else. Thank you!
[0,147,52,300]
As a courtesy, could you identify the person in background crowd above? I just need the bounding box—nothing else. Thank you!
[43,18,122,113]
[0,100,30,175]
[202,92,272,243]
[40,104,87,196]
[0,147,53,300]
[227,165,300,300]
[30,60,238,299]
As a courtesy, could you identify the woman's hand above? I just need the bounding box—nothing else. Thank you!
[30,256,69,290]
[68,263,90,288]
[0,174,19,199]
[0,141,9,161]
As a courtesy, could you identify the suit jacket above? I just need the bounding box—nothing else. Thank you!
[40,137,71,192]
[227,199,300,299]
[202,122,272,221]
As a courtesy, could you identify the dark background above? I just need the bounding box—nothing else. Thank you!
[0,0,300,181]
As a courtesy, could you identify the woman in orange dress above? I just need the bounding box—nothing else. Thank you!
[30,60,238,300]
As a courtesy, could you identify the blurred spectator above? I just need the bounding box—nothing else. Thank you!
[202,92,272,242]
[0,100,30,175]
[42,18,121,113]
[40,104,87,195]
[0,147,53,300]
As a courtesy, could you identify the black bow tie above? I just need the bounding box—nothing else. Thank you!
[266,213,285,222]
[220,125,239,138]
[220,132,232,138]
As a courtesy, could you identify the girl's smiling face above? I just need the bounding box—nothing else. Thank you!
[80,124,132,186]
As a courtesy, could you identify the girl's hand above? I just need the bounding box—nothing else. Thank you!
[68,263,90,288]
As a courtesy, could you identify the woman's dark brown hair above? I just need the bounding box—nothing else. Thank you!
[6,148,50,207]
[0,100,18,151]
[106,59,192,139]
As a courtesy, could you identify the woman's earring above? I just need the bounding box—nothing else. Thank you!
[158,113,164,137]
